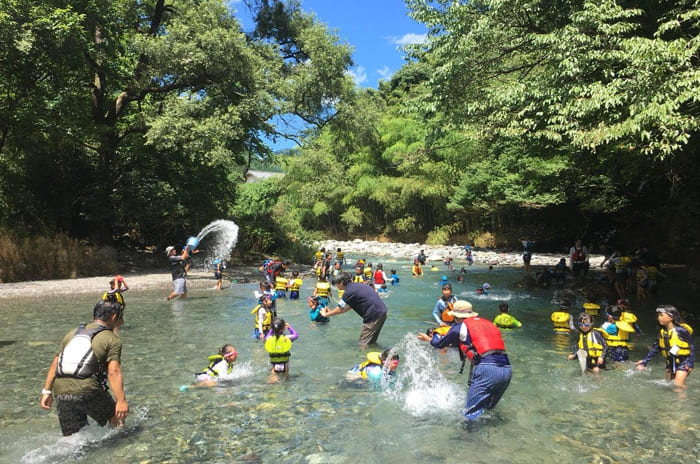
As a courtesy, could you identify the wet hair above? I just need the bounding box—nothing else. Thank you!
[292,270,299,277]
[272,318,286,335]
[657,304,684,326]
[499,303,509,313]
[337,248,341,252]
[442,283,452,290]
[607,306,621,320]
[380,348,399,362]
[219,344,236,356]
[578,313,592,324]
[390,269,396,274]
[93,300,123,321]
[377,263,382,269]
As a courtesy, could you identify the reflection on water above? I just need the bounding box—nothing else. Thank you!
[0,259,697,463]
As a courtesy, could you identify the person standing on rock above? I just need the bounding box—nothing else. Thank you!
[321,273,388,348]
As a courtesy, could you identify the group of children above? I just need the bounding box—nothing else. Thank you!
[196,248,402,385]
[194,245,693,394]
[552,298,695,390]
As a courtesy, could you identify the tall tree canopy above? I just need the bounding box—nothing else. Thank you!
[0,0,353,244]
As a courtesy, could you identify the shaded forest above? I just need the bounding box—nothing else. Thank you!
[1,0,700,281]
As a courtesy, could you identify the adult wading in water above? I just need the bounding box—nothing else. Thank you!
[40,300,128,436]
[321,273,388,348]
[418,300,511,422]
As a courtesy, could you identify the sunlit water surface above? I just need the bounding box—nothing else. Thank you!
[1,259,698,463]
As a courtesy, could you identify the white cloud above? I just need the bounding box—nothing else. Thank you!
[347,66,367,85]
[377,66,393,81]
[392,33,427,46]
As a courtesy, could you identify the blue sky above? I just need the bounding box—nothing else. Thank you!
[234,0,427,89]
[295,0,427,88]
[233,0,427,150]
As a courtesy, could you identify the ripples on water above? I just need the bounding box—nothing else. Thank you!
[0,258,697,463]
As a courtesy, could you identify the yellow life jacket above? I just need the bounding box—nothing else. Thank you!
[412,265,423,276]
[338,289,345,299]
[335,251,344,261]
[287,278,302,292]
[265,335,292,363]
[357,352,383,379]
[315,251,323,261]
[600,324,631,347]
[316,281,331,297]
[551,312,571,333]
[251,305,272,333]
[620,311,637,323]
[102,291,125,309]
[353,274,365,283]
[202,355,233,377]
[582,303,600,317]
[275,276,288,291]
[363,266,372,278]
[578,330,605,358]
[659,326,692,358]
[646,266,659,279]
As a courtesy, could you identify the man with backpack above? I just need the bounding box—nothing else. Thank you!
[39,300,128,436]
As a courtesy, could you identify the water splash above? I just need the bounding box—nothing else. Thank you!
[382,334,464,417]
[194,219,239,262]
[20,406,150,463]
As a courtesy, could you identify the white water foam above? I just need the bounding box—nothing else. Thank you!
[195,219,239,264]
[382,334,465,417]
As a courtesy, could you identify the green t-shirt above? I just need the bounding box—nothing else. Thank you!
[493,313,522,329]
[53,323,122,396]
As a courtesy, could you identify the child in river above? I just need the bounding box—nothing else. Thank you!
[493,303,522,329]
[252,294,276,340]
[308,296,330,323]
[346,348,399,381]
[193,344,239,386]
[551,301,575,334]
[568,313,607,373]
[265,318,299,383]
[636,305,695,391]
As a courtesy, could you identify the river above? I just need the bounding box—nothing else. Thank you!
[0,257,696,463]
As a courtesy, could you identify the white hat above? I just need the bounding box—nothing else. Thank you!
[165,246,175,256]
[447,300,478,318]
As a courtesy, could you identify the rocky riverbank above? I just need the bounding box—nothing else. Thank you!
[0,239,603,299]
[315,239,606,268]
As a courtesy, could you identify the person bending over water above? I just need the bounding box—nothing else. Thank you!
[194,344,239,387]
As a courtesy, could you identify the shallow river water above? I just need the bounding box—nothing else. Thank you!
[1,258,698,464]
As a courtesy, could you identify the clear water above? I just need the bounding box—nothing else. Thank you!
[1,259,698,463]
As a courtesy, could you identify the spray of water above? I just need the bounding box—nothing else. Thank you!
[194,219,239,263]
[21,405,150,463]
[382,333,465,417]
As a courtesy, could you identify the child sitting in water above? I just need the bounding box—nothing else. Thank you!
[493,303,522,329]
[265,318,299,383]
[568,313,608,373]
[308,296,330,323]
[346,348,399,381]
[194,344,239,386]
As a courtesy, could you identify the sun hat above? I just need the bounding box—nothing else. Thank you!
[447,300,478,318]
[165,246,175,256]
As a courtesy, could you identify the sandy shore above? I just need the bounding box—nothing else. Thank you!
[0,239,604,299]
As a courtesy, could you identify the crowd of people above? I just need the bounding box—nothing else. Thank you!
[38,239,693,439]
